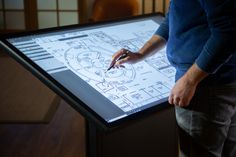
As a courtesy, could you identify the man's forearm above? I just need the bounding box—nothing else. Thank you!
[138,34,166,59]
[183,63,209,85]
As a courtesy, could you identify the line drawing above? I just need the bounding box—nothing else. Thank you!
[33,20,176,112]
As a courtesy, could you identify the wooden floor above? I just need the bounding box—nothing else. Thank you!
[0,100,86,157]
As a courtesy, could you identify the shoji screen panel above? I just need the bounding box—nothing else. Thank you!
[138,0,170,15]
[37,0,79,29]
[0,0,26,31]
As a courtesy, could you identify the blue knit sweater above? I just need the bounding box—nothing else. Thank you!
[155,0,236,85]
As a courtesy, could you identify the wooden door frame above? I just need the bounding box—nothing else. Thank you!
[79,0,88,24]
[24,0,38,30]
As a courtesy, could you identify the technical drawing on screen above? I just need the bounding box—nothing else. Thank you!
[4,17,176,126]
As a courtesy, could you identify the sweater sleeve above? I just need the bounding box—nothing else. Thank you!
[195,0,236,73]
[155,11,169,41]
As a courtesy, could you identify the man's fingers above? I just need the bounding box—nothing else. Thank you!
[173,96,180,106]
[178,101,185,107]
[110,49,128,67]
[168,94,174,105]
[169,93,187,107]
[179,99,190,107]
[110,51,122,67]
[113,58,128,69]
[116,56,130,65]
[112,49,126,60]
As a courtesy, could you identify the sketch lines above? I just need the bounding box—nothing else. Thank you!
[35,20,175,113]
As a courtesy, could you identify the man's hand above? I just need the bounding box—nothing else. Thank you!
[108,35,166,69]
[109,49,143,69]
[168,63,208,107]
[168,75,197,107]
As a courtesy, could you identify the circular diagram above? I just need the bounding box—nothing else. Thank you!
[64,47,135,85]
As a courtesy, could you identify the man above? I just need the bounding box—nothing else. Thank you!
[110,0,236,156]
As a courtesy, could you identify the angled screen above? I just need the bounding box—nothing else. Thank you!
[1,15,175,128]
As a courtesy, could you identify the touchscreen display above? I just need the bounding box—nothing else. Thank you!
[5,18,175,124]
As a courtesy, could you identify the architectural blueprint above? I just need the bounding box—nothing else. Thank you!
[31,20,176,113]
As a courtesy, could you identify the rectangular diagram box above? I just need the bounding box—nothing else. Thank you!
[0,14,175,130]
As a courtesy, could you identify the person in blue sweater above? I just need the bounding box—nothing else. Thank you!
[110,0,236,156]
